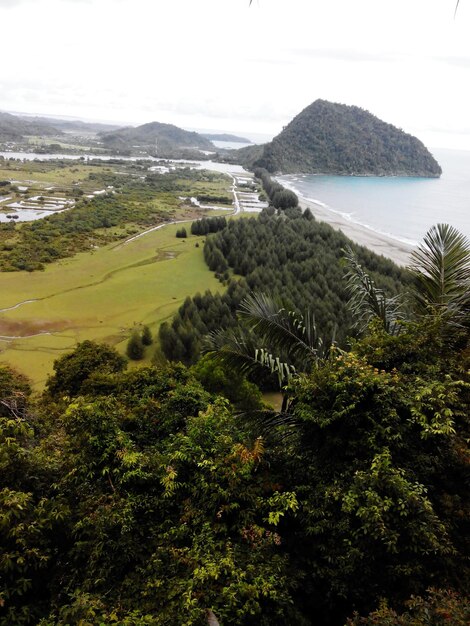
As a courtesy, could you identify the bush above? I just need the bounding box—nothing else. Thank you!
[347,588,470,625]
[46,340,127,396]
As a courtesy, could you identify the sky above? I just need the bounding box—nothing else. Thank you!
[1,0,470,149]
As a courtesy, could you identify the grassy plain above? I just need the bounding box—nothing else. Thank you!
[0,223,221,388]
[0,160,111,187]
[0,159,241,387]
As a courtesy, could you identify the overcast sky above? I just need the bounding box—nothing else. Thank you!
[1,0,470,148]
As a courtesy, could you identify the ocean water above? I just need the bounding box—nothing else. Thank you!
[278,148,470,246]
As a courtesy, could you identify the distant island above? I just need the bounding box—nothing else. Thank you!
[201,133,252,144]
[236,99,441,177]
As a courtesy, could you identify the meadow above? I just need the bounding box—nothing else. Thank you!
[0,159,235,386]
[0,222,222,387]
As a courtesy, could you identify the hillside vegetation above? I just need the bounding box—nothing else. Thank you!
[99,121,214,155]
[241,99,441,177]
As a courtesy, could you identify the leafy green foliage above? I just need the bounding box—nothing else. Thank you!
[159,281,248,364]
[45,340,127,397]
[254,167,299,209]
[191,353,264,412]
[0,368,68,625]
[206,292,327,389]
[0,167,227,271]
[344,245,405,335]
[1,223,469,625]
[191,215,227,236]
[347,588,470,625]
[281,322,470,622]
[25,364,301,624]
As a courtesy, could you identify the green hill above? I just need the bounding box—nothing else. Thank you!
[99,121,214,154]
[249,99,441,177]
[0,111,62,142]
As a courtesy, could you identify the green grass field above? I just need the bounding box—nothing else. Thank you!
[0,224,221,388]
[0,161,111,187]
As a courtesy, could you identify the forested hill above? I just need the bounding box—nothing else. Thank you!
[0,111,62,142]
[246,99,441,177]
[99,121,214,154]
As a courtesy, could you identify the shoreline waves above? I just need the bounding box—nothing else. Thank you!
[297,194,414,267]
[277,176,415,266]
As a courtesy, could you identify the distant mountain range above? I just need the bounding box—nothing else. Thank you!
[239,99,441,177]
[0,111,63,141]
[201,133,252,144]
[0,112,123,144]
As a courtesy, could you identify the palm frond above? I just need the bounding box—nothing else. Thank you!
[238,292,326,365]
[409,223,470,325]
[204,326,296,387]
[236,408,299,441]
[343,246,404,335]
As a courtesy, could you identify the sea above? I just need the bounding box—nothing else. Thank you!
[278,148,470,246]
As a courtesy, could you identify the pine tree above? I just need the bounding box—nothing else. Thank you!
[142,325,153,346]
[126,331,144,360]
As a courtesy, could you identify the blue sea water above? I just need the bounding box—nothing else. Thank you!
[278,148,470,246]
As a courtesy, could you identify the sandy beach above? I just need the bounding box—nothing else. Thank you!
[299,197,415,267]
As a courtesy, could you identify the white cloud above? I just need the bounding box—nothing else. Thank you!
[1,0,470,147]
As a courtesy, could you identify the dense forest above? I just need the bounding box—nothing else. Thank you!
[1,220,469,625]
[160,208,406,365]
[239,99,442,177]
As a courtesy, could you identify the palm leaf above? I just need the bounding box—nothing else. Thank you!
[204,293,330,388]
[409,223,470,325]
[204,325,296,387]
[343,246,404,335]
[238,292,327,365]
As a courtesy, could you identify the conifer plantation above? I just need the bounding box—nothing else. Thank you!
[160,207,406,365]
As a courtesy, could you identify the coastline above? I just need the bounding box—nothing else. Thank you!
[298,196,414,267]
